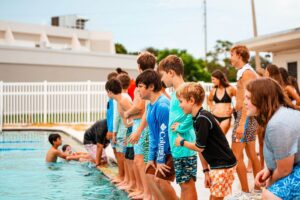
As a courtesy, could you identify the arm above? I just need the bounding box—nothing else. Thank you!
[230,85,237,97]
[95,143,104,166]
[112,100,119,133]
[286,86,300,105]
[236,70,257,137]
[207,89,215,112]
[56,150,68,160]
[175,114,194,134]
[156,104,170,164]
[106,99,114,133]
[120,99,134,127]
[175,116,210,153]
[124,91,145,118]
[129,111,148,144]
[268,155,295,185]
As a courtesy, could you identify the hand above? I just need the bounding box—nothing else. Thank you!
[175,134,183,147]
[204,173,211,188]
[156,163,171,177]
[106,132,113,140]
[171,122,180,132]
[255,169,271,187]
[124,111,130,119]
[112,134,116,144]
[129,131,141,144]
[235,125,244,141]
[145,161,156,172]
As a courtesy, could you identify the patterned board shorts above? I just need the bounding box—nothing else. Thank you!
[268,165,300,200]
[232,111,257,143]
[209,166,235,198]
[173,155,197,184]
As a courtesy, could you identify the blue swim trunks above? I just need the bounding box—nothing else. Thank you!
[173,155,197,184]
[132,119,144,155]
[268,165,300,200]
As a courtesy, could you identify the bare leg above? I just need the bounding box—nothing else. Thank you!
[112,152,124,183]
[245,141,261,190]
[180,179,197,200]
[210,195,224,200]
[219,119,231,135]
[232,142,249,192]
[262,189,281,200]
[157,179,177,200]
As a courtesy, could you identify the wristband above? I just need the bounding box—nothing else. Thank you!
[203,169,210,173]
[180,139,185,146]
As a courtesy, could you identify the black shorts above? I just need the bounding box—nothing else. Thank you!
[125,147,134,160]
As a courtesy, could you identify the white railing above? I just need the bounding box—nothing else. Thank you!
[0,81,215,127]
[2,81,107,125]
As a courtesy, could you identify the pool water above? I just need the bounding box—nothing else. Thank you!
[0,131,128,200]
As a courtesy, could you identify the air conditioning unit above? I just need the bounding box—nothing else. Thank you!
[51,15,89,30]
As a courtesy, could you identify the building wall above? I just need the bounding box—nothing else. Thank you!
[273,49,300,86]
[0,63,138,82]
[0,46,138,82]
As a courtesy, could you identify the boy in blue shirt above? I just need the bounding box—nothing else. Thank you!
[135,69,177,200]
[158,55,197,200]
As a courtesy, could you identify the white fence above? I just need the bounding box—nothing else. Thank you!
[0,81,215,127]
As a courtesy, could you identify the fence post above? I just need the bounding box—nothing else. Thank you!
[0,81,3,131]
[87,80,91,123]
[43,80,47,123]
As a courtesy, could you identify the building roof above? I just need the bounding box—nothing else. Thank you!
[236,27,300,53]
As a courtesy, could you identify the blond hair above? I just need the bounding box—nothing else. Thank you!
[176,82,205,105]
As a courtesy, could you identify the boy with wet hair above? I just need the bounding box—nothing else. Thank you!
[45,133,68,162]
[158,55,197,200]
[175,82,237,200]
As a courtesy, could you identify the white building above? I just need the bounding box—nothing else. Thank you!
[237,27,300,85]
[0,20,138,82]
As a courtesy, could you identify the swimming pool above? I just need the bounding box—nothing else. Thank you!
[0,131,128,200]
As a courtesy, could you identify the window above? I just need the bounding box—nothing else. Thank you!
[288,62,298,79]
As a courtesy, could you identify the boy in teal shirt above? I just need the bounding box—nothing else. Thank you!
[158,55,197,200]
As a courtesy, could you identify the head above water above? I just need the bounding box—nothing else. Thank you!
[62,144,71,152]
[48,133,61,146]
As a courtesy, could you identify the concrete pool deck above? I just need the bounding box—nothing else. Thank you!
[2,124,260,199]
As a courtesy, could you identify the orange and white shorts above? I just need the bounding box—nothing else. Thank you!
[209,166,235,198]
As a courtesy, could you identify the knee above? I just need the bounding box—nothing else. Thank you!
[262,189,269,200]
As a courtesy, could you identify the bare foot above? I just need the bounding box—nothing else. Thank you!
[111,177,123,184]
[128,191,142,198]
[131,193,144,200]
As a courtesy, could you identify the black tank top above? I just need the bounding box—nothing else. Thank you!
[213,88,231,103]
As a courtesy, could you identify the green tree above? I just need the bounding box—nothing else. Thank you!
[115,43,128,54]
[153,48,210,82]
[206,40,237,82]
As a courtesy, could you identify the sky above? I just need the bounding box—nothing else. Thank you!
[0,0,299,58]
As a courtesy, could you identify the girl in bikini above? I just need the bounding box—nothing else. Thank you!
[208,70,236,134]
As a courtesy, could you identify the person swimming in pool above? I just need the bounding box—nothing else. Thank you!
[45,133,74,162]
[62,144,93,163]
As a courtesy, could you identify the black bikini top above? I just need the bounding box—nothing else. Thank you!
[213,87,232,103]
